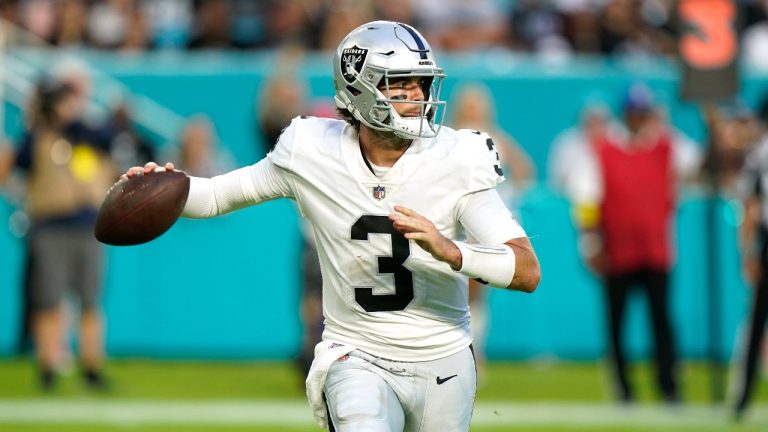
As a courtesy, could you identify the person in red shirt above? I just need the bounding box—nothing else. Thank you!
[573,84,701,403]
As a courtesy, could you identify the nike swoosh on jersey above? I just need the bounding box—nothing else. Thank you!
[436,374,458,385]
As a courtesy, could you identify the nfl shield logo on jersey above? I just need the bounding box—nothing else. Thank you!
[340,45,368,84]
[373,185,385,200]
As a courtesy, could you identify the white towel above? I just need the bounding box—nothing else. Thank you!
[305,340,357,428]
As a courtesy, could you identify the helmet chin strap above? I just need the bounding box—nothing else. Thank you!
[392,117,435,139]
[362,113,432,140]
[385,102,436,138]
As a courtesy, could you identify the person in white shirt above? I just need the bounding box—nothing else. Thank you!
[126,21,540,432]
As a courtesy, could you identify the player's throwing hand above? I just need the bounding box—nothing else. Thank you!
[121,162,175,181]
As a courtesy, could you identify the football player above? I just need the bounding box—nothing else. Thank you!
[127,21,540,432]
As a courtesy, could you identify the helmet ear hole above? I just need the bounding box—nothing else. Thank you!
[347,86,362,96]
[370,107,389,123]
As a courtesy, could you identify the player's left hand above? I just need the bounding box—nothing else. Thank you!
[389,205,462,270]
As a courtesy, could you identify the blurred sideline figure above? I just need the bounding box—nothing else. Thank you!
[256,57,308,155]
[170,115,234,177]
[107,102,157,174]
[571,83,701,404]
[0,77,116,391]
[701,100,761,197]
[731,96,768,421]
[451,83,535,199]
[450,82,535,382]
[127,21,540,431]
[548,100,615,200]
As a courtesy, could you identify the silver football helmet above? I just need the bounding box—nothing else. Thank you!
[333,21,446,139]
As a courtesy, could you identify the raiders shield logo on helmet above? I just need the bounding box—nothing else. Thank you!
[373,185,385,200]
[340,45,368,84]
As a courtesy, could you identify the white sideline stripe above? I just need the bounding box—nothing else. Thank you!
[0,400,766,427]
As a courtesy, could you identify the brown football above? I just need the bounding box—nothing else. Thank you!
[95,170,190,246]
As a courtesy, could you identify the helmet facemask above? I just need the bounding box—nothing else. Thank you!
[368,70,446,139]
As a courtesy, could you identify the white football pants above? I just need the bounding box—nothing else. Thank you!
[323,346,476,431]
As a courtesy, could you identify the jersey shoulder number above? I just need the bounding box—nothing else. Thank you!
[451,128,505,192]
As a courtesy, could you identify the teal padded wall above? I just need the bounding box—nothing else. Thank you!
[0,52,760,360]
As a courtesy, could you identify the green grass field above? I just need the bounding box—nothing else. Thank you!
[0,359,766,431]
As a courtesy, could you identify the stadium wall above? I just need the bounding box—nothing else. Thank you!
[0,52,761,360]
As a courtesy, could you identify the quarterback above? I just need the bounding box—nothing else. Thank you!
[128,21,540,432]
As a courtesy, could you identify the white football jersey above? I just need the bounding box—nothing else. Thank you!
[268,116,525,361]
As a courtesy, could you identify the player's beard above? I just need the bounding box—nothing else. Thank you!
[368,126,413,150]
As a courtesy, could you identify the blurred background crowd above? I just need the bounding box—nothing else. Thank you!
[0,0,765,67]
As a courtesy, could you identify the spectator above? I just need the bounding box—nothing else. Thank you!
[572,83,700,404]
[187,0,240,49]
[0,0,690,55]
[20,0,57,44]
[52,59,95,122]
[55,0,89,48]
[372,0,419,27]
[120,6,154,52]
[265,0,325,50]
[451,82,535,197]
[318,0,374,51]
[731,93,768,421]
[561,2,603,54]
[415,0,507,51]
[0,77,116,391]
[229,0,270,48]
[143,0,194,49]
[548,99,614,201]
[598,0,675,58]
[0,0,19,29]
[741,0,768,71]
[701,100,761,196]
[508,0,570,56]
[256,70,308,157]
[87,0,131,49]
[174,115,233,177]
[107,102,157,174]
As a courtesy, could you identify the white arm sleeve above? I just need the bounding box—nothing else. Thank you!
[454,189,526,287]
[182,157,293,218]
[457,188,527,244]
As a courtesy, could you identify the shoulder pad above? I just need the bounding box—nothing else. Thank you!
[267,116,340,170]
[267,116,301,170]
[453,129,505,192]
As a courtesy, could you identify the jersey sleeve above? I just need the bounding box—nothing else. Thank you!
[267,116,301,172]
[182,157,293,218]
[456,129,505,193]
[457,188,527,244]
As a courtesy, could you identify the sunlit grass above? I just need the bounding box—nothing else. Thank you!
[0,358,766,432]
